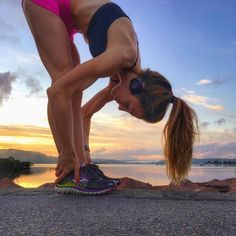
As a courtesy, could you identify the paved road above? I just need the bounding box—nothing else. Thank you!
[0,189,236,236]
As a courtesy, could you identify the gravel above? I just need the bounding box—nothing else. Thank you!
[0,189,236,236]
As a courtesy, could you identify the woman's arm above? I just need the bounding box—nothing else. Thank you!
[50,46,134,96]
[82,77,120,151]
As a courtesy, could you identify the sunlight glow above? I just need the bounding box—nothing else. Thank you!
[0,92,48,127]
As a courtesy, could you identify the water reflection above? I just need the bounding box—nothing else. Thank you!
[13,164,236,188]
[14,164,56,188]
[188,166,236,183]
[1,170,22,181]
[101,165,169,185]
[0,169,32,182]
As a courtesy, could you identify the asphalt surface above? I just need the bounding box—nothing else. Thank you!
[0,189,236,236]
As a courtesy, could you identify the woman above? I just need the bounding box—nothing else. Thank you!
[22,0,198,195]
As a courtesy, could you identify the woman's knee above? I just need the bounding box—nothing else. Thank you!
[47,84,71,101]
[49,68,73,85]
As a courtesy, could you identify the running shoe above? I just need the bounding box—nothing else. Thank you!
[54,171,76,193]
[55,165,115,195]
[71,164,115,195]
[86,163,121,185]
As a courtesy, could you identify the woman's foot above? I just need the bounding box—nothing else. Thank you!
[86,163,121,185]
[54,165,116,195]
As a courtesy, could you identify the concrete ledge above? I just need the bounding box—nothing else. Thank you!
[1,188,235,201]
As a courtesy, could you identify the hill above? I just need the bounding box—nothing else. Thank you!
[0,149,236,165]
[0,149,57,164]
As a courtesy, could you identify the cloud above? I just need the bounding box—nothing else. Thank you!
[211,78,230,86]
[25,77,43,95]
[201,122,210,129]
[215,118,226,125]
[181,91,224,111]
[7,49,41,66]
[0,18,11,32]
[0,122,164,160]
[0,124,55,155]
[0,1,26,25]
[0,124,51,139]
[196,77,231,86]
[196,80,212,85]
[0,35,20,44]
[17,68,44,95]
[91,147,163,161]
[89,113,165,152]
[0,16,20,44]
[0,71,16,105]
[200,118,226,130]
[194,142,236,159]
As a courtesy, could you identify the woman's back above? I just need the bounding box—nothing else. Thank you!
[71,0,111,35]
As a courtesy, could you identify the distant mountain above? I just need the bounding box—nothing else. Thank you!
[0,149,57,164]
[0,149,235,165]
[0,149,133,164]
[192,158,236,165]
[157,158,236,165]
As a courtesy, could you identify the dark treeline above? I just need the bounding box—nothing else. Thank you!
[0,156,32,179]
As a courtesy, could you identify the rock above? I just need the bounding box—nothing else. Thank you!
[116,177,152,190]
[219,178,236,191]
[195,187,219,193]
[202,178,219,185]
[152,185,169,190]
[167,179,200,191]
[0,178,22,189]
[228,188,236,193]
[202,178,235,193]
[38,183,55,188]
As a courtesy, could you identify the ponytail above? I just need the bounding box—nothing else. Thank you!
[163,97,199,185]
[138,69,199,185]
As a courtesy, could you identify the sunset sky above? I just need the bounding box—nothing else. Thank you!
[0,0,236,161]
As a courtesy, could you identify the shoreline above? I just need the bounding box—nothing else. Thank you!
[9,164,236,189]
[1,176,236,194]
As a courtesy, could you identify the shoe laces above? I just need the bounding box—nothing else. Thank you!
[82,164,101,179]
[88,164,105,177]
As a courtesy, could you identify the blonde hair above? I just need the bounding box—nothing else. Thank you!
[138,69,199,185]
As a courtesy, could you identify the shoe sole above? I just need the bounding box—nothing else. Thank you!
[54,186,113,195]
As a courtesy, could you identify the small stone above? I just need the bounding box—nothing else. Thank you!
[195,187,219,193]
[116,177,152,190]
[0,178,22,188]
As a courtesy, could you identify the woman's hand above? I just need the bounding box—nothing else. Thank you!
[55,156,81,184]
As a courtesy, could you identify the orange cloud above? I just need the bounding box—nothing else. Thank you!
[0,124,56,155]
[182,93,224,111]
[0,112,166,158]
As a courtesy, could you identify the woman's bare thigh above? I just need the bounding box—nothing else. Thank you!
[22,0,77,82]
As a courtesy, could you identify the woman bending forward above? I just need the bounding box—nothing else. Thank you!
[22,0,198,195]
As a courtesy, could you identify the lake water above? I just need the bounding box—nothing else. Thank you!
[13,164,236,188]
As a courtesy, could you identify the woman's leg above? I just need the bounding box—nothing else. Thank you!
[72,92,87,165]
[22,0,84,181]
[70,43,89,165]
